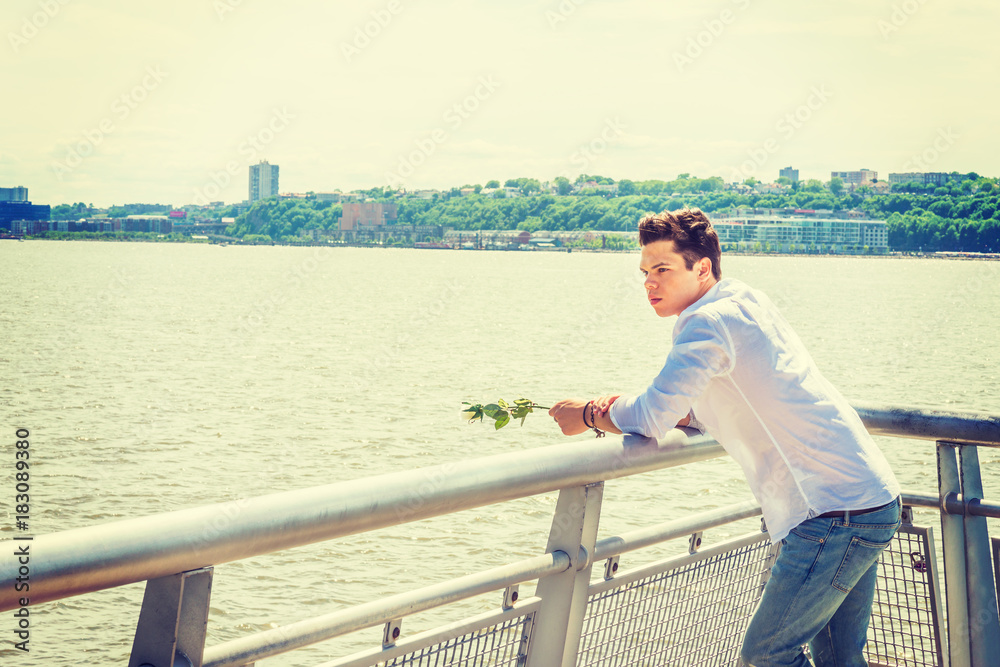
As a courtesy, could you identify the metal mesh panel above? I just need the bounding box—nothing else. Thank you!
[866,526,944,667]
[381,615,530,667]
[577,535,774,667]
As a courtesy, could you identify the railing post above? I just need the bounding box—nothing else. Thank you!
[129,567,213,667]
[939,442,969,667]
[938,442,1000,667]
[525,482,603,667]
[957,445,1000,665]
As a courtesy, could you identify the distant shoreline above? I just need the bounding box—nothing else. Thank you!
[6,235,1000,261]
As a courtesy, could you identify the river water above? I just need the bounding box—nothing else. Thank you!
[2,241,999,664]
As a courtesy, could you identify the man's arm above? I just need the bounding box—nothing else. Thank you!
[548,398,623,436]
[549,397,689,436]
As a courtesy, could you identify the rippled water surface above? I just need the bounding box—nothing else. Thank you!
[2,241,999,664]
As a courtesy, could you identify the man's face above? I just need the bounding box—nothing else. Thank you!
[639,240,712,317]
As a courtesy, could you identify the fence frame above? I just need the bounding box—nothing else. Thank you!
[3,403,1000,666]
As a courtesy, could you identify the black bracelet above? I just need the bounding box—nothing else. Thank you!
[583,401,593,429]
[588,401,606,438]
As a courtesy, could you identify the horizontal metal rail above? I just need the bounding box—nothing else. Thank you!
[2,403,998,616]
[900,490,1000,518]
[0,430,720,612]
[315,598,544,667]
[201,552,569,667]
[854,402,1000,447]
[592,500,763,561]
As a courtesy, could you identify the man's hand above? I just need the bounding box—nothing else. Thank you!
[548,399,591,435]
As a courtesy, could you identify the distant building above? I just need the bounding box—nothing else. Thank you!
[711,213,888,252]
[888,172,951,187]
[249,161,279,203]
[830,169,877,187]
[340,202,398,232]
[123,215,172,234]
[779,167,799,183]
[0,201,50,229]
[0,186,29,202]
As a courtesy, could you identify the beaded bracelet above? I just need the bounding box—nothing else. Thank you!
[586,400,606,438]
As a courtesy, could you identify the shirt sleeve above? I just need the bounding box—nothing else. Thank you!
[609,313,733,440]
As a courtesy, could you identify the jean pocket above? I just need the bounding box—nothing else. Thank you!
[832,535,893,593]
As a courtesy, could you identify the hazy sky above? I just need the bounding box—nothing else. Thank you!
[5,0,998,207]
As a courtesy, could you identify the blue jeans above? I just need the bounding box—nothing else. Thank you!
[741,498,901,667]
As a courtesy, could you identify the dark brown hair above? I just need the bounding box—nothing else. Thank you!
[637,207,722,280]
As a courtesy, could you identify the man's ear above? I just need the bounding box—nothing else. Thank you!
[698,257,712,280]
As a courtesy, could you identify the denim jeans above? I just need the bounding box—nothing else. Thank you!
[741,497,902,667]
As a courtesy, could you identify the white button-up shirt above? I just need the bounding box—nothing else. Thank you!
[610,278,899,541]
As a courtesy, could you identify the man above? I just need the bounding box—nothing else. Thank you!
[548,208,900,667]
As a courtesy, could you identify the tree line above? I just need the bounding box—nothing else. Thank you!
[223,181,1000,253]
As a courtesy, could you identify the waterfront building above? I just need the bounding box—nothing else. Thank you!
[0,200,50,228]
[249,161,279,203]
[830,169,877,187]
[339,202,398,232]
[0,186,29,202]
[778,167,799,183]
[123,215,172,234]
[712,214,888,252]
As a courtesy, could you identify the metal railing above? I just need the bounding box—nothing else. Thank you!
[2,403,1000,666]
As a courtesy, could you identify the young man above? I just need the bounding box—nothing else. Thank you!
[548,208,900,667]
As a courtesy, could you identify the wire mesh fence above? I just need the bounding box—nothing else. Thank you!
[866,525,945,667]
[576,534,774,667]
[354,521,945,667]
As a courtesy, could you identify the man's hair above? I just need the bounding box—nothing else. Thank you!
[638,207,722,280]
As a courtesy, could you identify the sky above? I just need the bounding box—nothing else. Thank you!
[4,0,999,208]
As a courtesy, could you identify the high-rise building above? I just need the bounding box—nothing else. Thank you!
[779,167,799,183]
[0,186,29,202]
[249,161,279,203]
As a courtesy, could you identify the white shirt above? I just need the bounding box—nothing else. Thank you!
[610,278,899,541]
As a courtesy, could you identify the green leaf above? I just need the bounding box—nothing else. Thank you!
[494,412,511,430]
[483,403,502,419]
[498,398,508,409]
